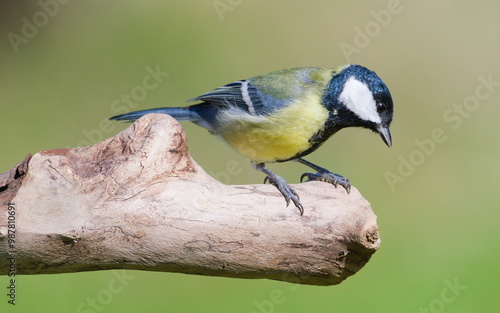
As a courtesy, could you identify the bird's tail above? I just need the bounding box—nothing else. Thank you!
[109,107,200,122]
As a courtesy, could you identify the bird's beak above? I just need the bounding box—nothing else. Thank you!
[377,125,392,147]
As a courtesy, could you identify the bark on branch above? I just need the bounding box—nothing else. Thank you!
[0,114,380,286]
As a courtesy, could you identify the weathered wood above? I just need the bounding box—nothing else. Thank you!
[0,114,380,285]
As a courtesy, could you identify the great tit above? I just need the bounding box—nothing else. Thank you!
[110,64,393,215]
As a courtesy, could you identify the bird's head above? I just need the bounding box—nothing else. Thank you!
[323,64,393,147]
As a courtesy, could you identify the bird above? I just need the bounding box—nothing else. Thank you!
[110,64,393,215]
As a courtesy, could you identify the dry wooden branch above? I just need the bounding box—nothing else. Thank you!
[0,114,380,286]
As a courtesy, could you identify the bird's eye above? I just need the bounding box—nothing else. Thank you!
[376,102,387,113]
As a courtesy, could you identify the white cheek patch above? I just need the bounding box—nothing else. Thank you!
[339,77,381,124]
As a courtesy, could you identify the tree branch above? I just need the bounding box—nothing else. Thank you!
[0,114,380,286]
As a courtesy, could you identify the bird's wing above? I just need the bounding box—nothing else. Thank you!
[189,67,334,116]
[189,80,264,114]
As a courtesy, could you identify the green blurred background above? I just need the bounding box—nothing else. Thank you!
[1,1,499,312]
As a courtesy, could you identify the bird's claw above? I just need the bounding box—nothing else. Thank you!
[300,171,351,194]
[264,176,304,215]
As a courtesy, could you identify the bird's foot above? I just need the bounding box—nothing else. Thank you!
[264,176,304,215]
[300,171,351,194]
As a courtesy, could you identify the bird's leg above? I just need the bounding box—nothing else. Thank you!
[296,158,351,194]
[252,162,304,215]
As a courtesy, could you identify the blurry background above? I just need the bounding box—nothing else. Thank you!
[1,0,499,312]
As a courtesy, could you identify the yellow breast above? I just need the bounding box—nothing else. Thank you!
[216,92,329,163]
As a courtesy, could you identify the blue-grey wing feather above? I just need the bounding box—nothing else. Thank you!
[189,80,286,116]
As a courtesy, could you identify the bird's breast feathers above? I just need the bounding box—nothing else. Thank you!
[215,91,329,163]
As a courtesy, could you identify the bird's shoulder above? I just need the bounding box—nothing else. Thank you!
[249,67,334,99]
